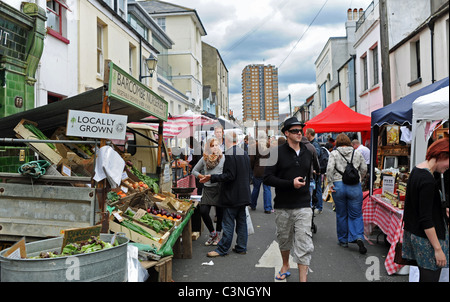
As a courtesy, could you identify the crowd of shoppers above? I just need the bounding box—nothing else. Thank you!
[185,120,448,283]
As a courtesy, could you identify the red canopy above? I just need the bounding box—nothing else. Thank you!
[304,100,371,145]
[304,100,371,133]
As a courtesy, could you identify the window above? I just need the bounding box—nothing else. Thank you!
[413,40,421,79]
[46,0,70,43]
[129,44,135,76]
[320,82,327,110]
[408,39,422,86]
[372,46,379,86]
[128,14,148,41]
[362,54,368,91]
[97,24,104,76]
[118,0,126,19]
[156,18,166,32]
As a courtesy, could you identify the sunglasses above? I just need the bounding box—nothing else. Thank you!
[287,129,303,134]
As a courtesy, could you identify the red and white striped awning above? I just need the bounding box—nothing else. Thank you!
[134,110,218,138]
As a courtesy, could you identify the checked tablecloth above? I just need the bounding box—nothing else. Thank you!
[363,194,405,275]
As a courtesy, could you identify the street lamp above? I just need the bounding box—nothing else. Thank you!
[139,53,158,81]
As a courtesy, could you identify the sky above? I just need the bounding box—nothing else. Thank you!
[167,0,372,120]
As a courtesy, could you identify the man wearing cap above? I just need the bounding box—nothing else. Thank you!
[264,117,315,282]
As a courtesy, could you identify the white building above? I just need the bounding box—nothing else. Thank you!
[387,0,449,101]
[139,0,207,114]
[313,8,362,118]
[354,1,383,116]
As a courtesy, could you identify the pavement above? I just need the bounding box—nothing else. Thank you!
[171,187,409,283]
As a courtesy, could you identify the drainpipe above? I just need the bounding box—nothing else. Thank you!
[428,20,435,83]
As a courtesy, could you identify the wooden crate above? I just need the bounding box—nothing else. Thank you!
[173,217,192,259]
[141,256,173,282]
[14,119,63,165]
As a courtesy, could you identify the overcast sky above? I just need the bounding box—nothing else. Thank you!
[167,0,372,120]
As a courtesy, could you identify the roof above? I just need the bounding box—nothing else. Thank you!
[0,87,154,138]
[139,0,207,36]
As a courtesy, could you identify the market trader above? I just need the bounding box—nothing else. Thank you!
[264,116,315,282]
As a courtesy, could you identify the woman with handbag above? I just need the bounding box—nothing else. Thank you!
[402,137,449,282]
[192,138,225,246]
[326,133,367,254]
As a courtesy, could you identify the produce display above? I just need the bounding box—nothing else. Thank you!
[126,161,159,193]
[125,208,174,233]
[120,219,159,242]
[147,205,181,221]
[28,236,117,259]
[24,123,56,150]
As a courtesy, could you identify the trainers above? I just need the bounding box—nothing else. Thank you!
[356,239,367,254]
[205,232,218,246]
[314,209,323,215]
[212,233,221,246]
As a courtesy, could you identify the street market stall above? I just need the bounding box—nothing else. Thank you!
[303,99,372,145]
[365,77,449,275]
[0,61,197,281]
[138,110,217,194]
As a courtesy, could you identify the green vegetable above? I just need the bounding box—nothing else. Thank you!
[126,162,160,193]
[107,191,120,203]
[121,219,159,242]
[28,236,116,259]
[24,123,56,150]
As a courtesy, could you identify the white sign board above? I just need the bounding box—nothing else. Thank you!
[66,110,128,140]
[382,175,395,196]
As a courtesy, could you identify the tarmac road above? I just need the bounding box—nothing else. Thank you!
[172,187,409,283]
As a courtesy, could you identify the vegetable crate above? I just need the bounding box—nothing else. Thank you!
[14,119,63,165]
[141,256,173,282]
[109,217,171,253]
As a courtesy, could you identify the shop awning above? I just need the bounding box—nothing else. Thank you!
[139,110,217,138]
[0,87,154,138]
[304,100,371,133]
[371,77,449,127]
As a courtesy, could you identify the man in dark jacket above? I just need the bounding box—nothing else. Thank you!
[200,131,252,257]
[264,117,314,282]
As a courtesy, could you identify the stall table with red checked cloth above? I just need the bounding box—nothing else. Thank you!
[363,194,405,275]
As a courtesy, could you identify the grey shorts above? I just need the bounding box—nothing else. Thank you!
[275,207,314,266]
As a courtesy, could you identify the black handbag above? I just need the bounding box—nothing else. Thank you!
[393,220,418,266]
[394,241,417,266]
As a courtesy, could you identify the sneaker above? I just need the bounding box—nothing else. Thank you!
[212,233,221,246]
[205,232,218,246]
[232,247,247,255]
[338,241,348,248]
[314,209,323,215]
[356,239,367,254]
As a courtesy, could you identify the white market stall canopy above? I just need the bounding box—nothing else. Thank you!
[410,85,449,168]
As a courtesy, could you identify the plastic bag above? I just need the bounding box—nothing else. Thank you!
[127,245,149,282]
[246,207,254,235]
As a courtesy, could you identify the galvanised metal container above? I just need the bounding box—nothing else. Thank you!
[0,234,128,282]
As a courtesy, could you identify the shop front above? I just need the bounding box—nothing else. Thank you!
[0,1,46,119]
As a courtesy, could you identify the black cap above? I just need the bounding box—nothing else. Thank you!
[281,116,303,133]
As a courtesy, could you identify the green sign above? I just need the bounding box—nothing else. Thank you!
[108,62,168,121]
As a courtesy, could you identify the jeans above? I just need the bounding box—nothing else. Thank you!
[315,176,323,211]
[309,177,323,211]
[331,181,364,243]
[215,205,248,255]
[251,177,272,211]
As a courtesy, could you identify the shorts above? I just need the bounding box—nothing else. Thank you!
[275,207,314,266]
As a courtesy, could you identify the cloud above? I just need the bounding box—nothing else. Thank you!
[166,0,372,118]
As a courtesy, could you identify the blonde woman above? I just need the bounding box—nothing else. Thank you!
[192,138,225,246]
